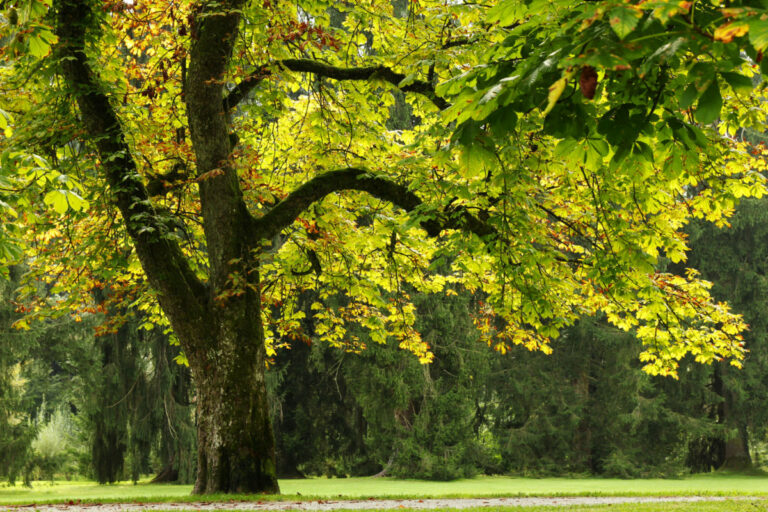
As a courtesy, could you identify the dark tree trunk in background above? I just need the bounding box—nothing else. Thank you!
[718,365,752,471]
[573,369,593,472]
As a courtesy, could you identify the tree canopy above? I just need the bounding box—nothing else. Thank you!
[2,0,768,493]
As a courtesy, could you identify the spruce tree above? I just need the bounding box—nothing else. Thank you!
[683,197,768,470]
[0,268,35,483]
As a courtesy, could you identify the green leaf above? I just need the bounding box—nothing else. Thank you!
[554,138,577,158]
[43,190,68,214]
[720,72,754,95]
[487,106,518,140]
[0,200,18,218]
[588,138,610,157]
[0,109,8,130]
[695,79,722,125]
[460,143,496,178]
[748,18,768,52]
[609,6,641,40]
[27,35,50,58]
[397,73,417,87]
[65,191,86,211]
[487,0,525,26]
[678,83,698,109]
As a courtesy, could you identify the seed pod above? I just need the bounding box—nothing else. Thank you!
[579,66,598,100]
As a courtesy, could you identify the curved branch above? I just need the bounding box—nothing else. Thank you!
[249,168,493,244]
[55,0,209,336]
[224,59,449,111]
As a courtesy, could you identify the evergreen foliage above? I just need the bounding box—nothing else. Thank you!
[0,269,35,484]
[82,311,196,484]
[683,198,768,470]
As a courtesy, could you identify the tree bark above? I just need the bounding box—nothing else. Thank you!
[181,0,279,494]
[718,366,752,471]
[191,300,278,493]
[55,0,279,493]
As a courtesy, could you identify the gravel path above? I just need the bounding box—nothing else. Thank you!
[0,496,762,511]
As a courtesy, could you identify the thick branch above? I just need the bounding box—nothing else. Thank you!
[224,59,449,111]
[185,0,257,294]
[55,0,209,336]
[250,168,494,243]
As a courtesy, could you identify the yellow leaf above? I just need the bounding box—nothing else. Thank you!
[714,22,748,43]
[542,68,575,117]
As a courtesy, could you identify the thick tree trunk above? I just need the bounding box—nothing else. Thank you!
[190,300,278,494]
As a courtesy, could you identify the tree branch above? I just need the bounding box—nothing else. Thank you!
[185,0,259,295]
[55,0,209,336]
[224,59,449,111]
[249,168,494,244]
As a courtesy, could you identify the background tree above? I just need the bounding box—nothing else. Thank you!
[683,198,768,470]
[0,268,35,484]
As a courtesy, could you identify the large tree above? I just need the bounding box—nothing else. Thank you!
[2,0,768,493]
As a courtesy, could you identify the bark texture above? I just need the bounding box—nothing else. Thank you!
[191,305,278,493]
[183,0,279,494]
[55,0,279,493]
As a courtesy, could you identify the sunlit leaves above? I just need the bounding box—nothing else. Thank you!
[4,0,768,377]
[748,18,768,52]
[431,0,768,375]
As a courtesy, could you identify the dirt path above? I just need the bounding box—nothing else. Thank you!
[1,496,763,511]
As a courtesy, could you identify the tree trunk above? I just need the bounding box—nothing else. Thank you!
[186,265,279,494]
[715,363,752,471]
[719,384,752,470]
[573,369,593,472]
[54,0,447,494]
[191,323,278,493]
[720,428,752,471]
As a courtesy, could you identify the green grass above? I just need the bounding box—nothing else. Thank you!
[1,474,768,506]
[139,504,768,512]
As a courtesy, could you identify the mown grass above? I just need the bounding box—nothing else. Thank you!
[1,474,768,506]
[140,503,768,512]
[433,504,768,512]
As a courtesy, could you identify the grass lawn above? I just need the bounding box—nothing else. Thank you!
[346,505,767,512]
[137,503,768,512]
[1,474,768,505]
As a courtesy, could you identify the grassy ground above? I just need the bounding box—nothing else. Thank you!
[299,505,768,512]
[135,503,768,512]
[1,474,768,505]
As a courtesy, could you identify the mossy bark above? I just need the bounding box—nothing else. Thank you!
[191,302,278,493]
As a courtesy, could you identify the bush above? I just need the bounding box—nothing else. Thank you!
[29,409,81,482]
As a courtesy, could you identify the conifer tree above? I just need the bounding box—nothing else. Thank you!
[684,198,768,470]
[0,268,35,483]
